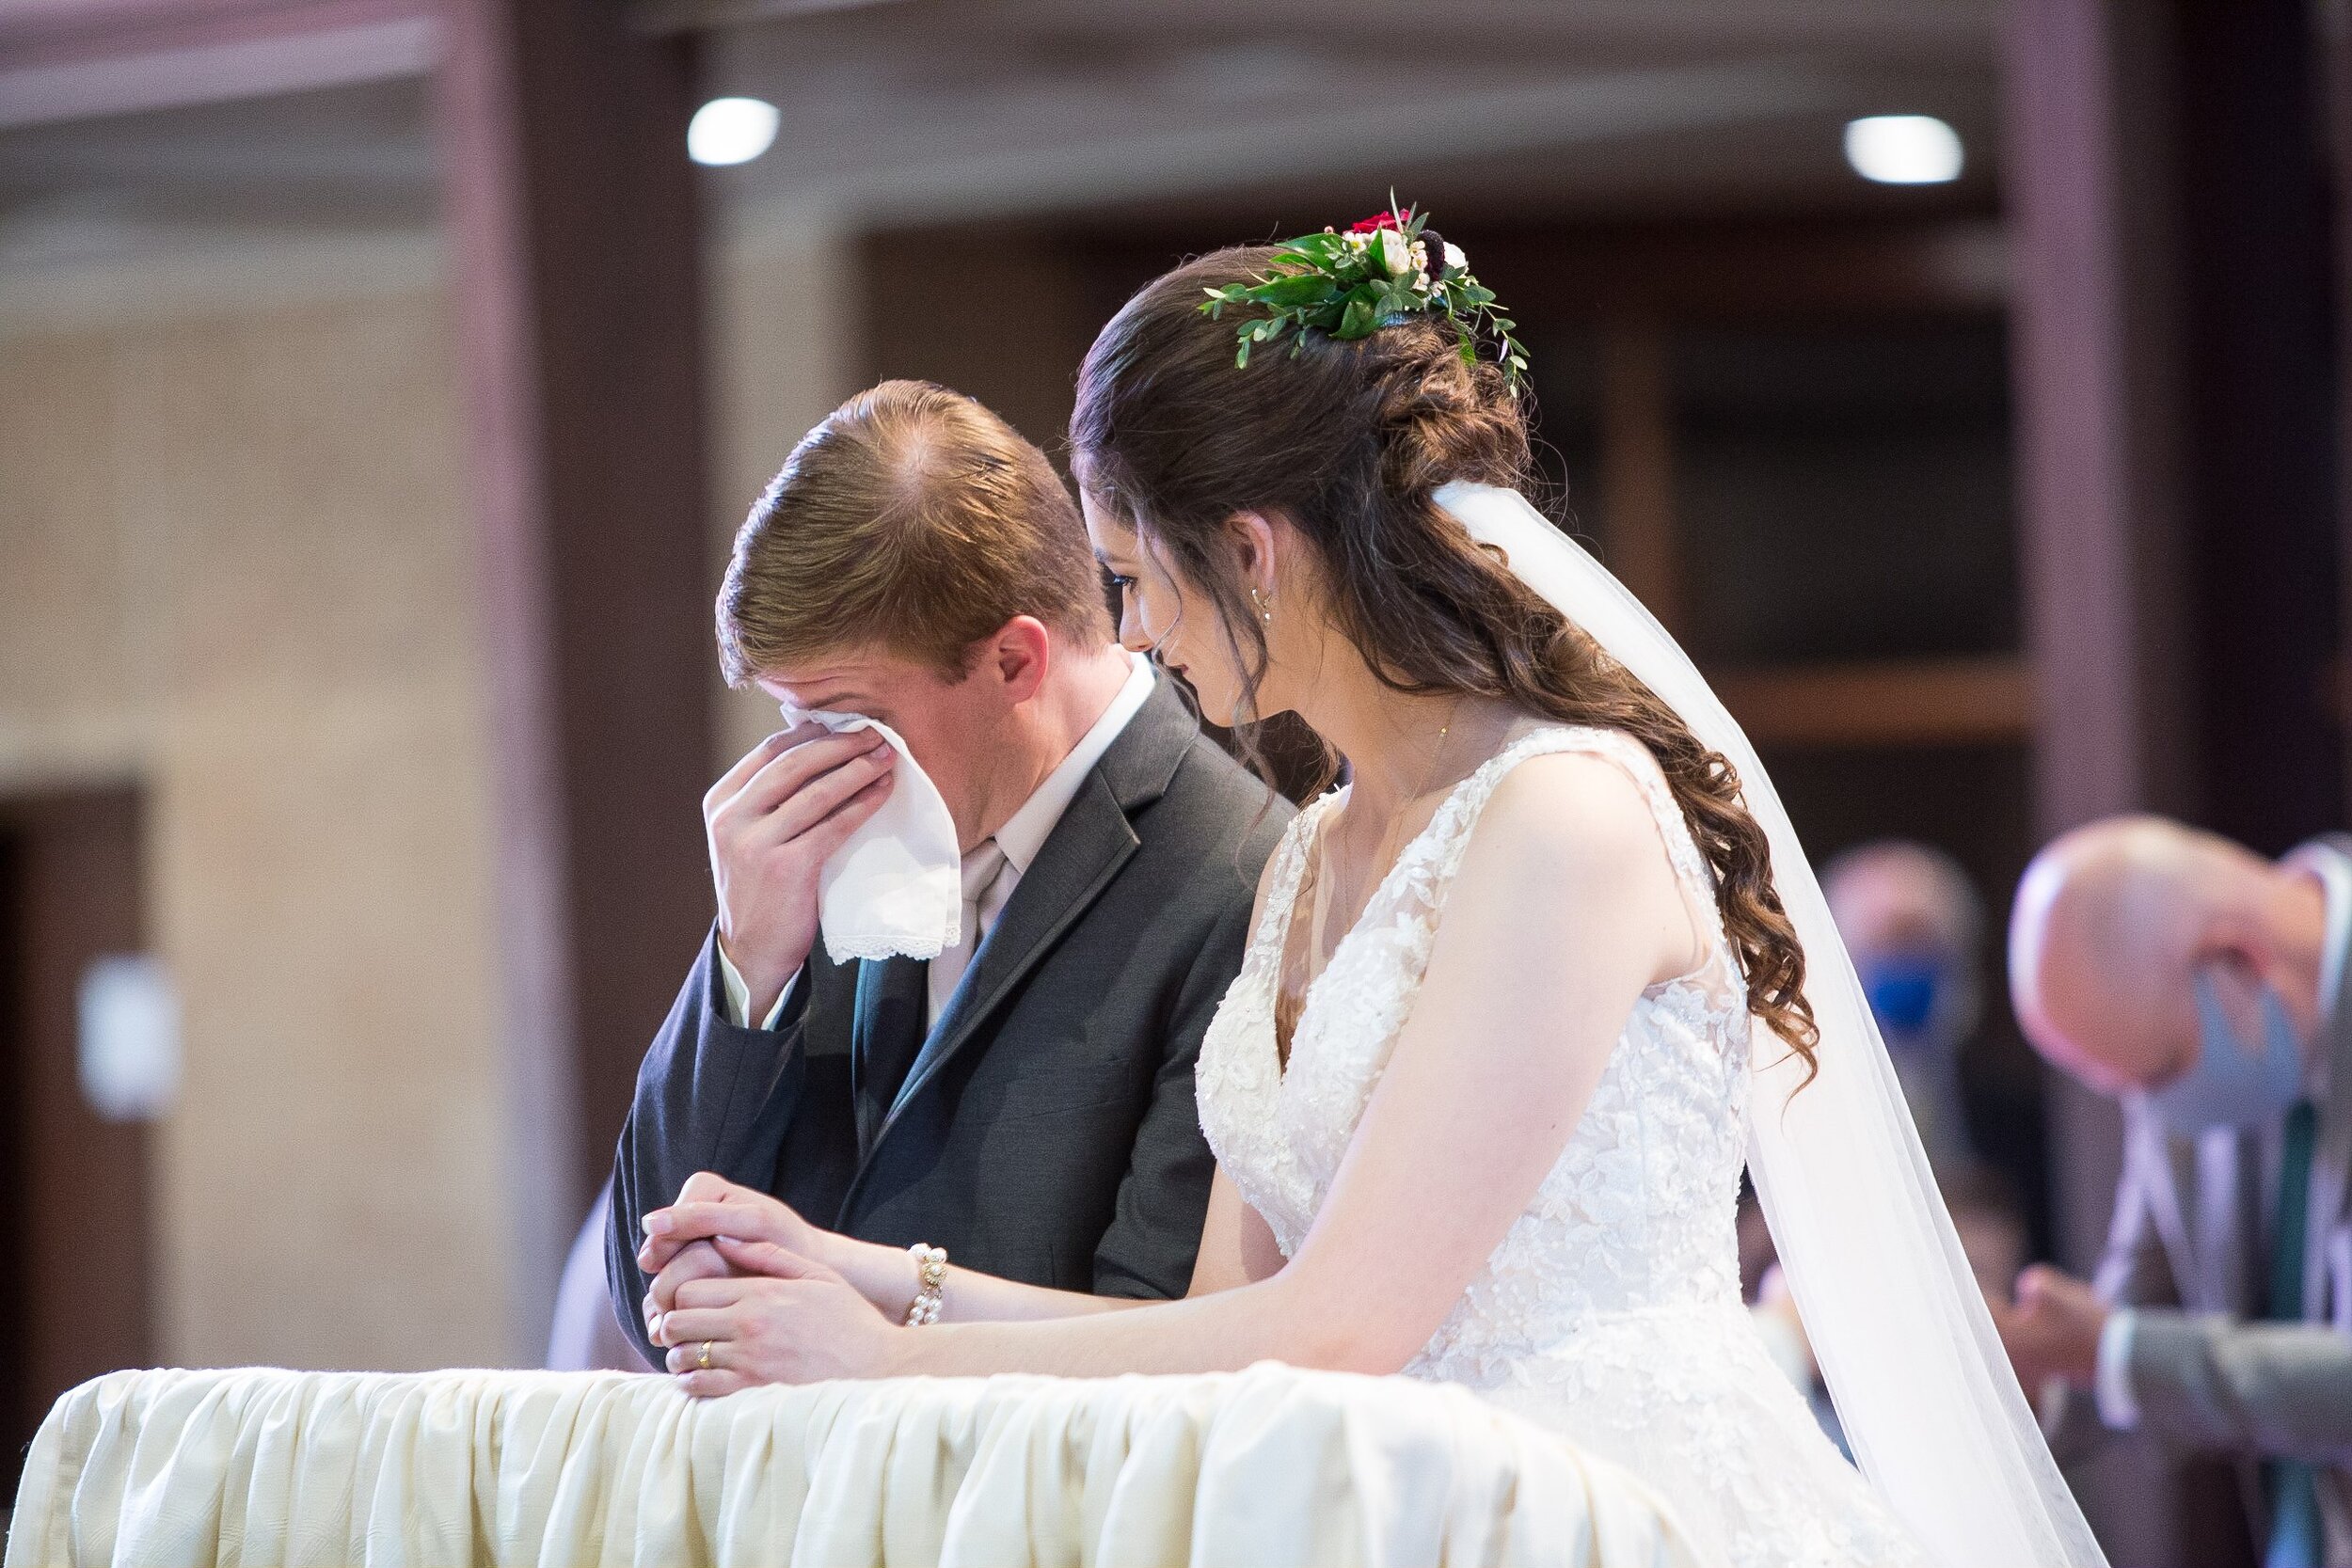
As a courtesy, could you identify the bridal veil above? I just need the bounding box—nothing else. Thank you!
[1431,480,2107,1568]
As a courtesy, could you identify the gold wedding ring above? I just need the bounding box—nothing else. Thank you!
[697,1340,712,1371]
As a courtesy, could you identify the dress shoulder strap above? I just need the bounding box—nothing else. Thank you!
[1406,724,1733,969]
[1245,788,1343,966]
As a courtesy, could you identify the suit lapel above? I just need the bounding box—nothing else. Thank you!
[2202,1129,2261,1312]
[841,673,1198,1198]
[2298,836,2352,1317]
[2312,1062,2352,1319]
[885,769,1140,1123]
[2134,1107,2201,1304]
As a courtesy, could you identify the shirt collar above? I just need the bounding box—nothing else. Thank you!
[2282,840,2352,1099]
[990,652,1155,877]
[2283,841,2352,1027]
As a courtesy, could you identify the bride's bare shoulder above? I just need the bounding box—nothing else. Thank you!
[1437,740,1695,987]
[1465,739,1678,894]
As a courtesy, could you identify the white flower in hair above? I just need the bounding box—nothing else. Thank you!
[1198,197,1528,384]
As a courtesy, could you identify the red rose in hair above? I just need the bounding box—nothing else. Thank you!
[1348,210,1402,233]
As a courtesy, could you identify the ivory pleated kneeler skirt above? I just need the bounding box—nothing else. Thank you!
[5,1360,1706,1567]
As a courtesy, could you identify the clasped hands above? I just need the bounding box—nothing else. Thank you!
[1990,1263,2108,1393]
[638,1172,913,1396]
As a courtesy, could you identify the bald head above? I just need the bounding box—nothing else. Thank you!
[2008,816,2319,1096]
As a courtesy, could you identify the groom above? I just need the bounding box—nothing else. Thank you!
[608,380,1286,1370]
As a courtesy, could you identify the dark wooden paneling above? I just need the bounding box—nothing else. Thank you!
[2005,0,2196,839]
[2173,0,2343,856]
[1717,657,2032,748]
[1669,315,2016,665]
[861,224,1104,458]
[435,0,716,1337]
[2334,0,2352,830]
[1597,314,1685,635]
[0,790,151,1492]
[1471,217,2008,321]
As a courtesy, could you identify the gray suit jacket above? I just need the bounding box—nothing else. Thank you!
[607,675,1290,1370]
[2084,834,2352,1563]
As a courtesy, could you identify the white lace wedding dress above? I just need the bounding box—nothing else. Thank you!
[1196,724,1930,1568]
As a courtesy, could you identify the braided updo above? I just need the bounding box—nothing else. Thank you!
[1071,245,1820,1074]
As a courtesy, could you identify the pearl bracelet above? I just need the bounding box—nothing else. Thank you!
[903,1243,947,1326]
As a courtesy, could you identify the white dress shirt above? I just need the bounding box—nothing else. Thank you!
[2094,840,2352,1428]
[718,652,1156,1033]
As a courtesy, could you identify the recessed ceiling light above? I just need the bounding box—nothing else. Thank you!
[1843,115,1963,185]
[689,97,780,166]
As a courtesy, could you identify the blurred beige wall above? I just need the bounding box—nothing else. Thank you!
[709,221,863,764]
[0,290,507,1369]
[0,215,851,1369]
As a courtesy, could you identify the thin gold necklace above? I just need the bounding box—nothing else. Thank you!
[1365,695,1466,879]
[1305,696,1468,992]
[1279,699,1470,1069]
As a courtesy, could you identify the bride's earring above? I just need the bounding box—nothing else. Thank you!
[1252,587,1274,626]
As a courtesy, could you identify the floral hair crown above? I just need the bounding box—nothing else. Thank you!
[1200,198,1528,388]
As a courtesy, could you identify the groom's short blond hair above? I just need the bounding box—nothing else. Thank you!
[718,380,1111,684]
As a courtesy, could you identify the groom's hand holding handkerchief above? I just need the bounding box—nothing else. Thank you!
[705,703,975,1031]
[701,720,899,1025]
[774,707,963,965]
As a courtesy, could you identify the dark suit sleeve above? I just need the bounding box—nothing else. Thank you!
[1087,895,1250,1300]
[607,927,811,1367]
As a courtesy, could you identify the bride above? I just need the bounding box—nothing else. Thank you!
[633,214,2106,1568]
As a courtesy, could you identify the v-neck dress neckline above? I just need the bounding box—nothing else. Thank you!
[1268,720,1589,1076]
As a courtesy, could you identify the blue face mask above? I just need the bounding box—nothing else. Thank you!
[1861,956,1946,1038]
[2142,968,2308,1136]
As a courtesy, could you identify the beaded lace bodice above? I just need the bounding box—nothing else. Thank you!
[1193,723,1925,1567]
[1197,725,1752,1378]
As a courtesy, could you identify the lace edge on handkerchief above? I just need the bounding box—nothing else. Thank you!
[821,927,958,965]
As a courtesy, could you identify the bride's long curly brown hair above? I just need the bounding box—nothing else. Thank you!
[1071,245,1820,1075]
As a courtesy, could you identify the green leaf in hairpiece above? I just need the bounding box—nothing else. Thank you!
[1254,270,1338,309]
[1198,198,1529,388]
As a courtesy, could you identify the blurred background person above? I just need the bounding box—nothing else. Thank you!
[1748,838,2029,1449]
[2005,816,2352,1568]
[1823,839,1985,1175]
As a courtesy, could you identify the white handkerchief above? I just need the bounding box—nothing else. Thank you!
[783,707,962,964]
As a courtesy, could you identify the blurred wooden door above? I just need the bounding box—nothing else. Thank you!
[0,789,152,1489]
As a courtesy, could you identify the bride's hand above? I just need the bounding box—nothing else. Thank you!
[644,1174,943,1324]
[644,1240,730,1349]
[660,1246,909,1396]
[641,1175,833,1345]
[639,1171,822,1277]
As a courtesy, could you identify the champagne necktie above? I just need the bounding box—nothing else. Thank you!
[929,840,1009,1018]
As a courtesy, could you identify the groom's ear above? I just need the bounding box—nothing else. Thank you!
[977,614,1053,704]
